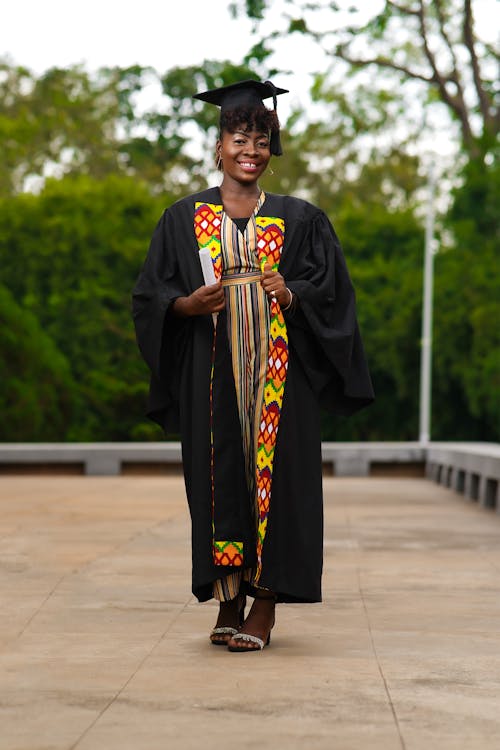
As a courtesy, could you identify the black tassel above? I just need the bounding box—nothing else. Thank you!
[269,130,283,156]
[264,79,283,156]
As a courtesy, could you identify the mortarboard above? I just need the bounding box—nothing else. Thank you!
[193,79,288,156]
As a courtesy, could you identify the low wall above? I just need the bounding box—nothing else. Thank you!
[0,441,498,511]
[0,441,425,477]
[426,442,500,512]
[321,442,425,476]
[0,443,183,476]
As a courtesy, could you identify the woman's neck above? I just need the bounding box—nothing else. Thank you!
[219,177,261,201]
[219,179,262,218]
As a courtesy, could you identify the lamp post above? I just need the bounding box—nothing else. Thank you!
[419,165,436,444]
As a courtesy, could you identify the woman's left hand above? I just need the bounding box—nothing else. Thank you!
[261,263,290,308]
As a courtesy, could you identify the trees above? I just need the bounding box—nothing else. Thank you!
[433,156,500,440]
[0,59,261,197]
[327,202,425,440]
[0,44,497,442]
[0,173,168,440]
[0,284,77,440]
[0,61,124,194]
[233,0,498,158]
[0,57,272,441]
[233,0,499,441]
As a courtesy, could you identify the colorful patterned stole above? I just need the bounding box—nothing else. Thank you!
[194,196,288,578]
[253,215,287,580]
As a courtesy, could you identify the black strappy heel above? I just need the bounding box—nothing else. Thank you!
[210,594,246,646]
[227,590,277,652]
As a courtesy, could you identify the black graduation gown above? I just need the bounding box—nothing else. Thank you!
[132,187,374,603]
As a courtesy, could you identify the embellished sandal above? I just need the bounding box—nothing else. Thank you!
[227,590,277,653]
[210,595,246,646]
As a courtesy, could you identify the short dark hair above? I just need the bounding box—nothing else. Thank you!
[220,105,279,138]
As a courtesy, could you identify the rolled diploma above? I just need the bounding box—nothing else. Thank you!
[199,247,217,286]
[198,247,218,326]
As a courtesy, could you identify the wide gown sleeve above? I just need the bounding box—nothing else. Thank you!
[132,209,191,429]
[284,209,374,416]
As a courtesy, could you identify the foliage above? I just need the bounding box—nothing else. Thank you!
[233,0,499,158]
[0,55,497,443]
[0,283,77,440]
[0,173,169,440]
[0,58,265,198]
[0,61,127,194]
[432,156,500,439]
[324,191,425,439]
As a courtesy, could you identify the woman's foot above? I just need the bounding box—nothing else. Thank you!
[210,595,246,646]
[227,592,276,652]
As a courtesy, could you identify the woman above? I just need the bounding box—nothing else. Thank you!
[132,79,373,652]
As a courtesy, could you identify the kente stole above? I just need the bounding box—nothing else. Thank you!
[194,200,288,581]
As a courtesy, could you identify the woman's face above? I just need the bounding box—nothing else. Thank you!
[217,126,271,185]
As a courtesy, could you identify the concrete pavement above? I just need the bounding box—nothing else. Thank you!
[0,476,499,750]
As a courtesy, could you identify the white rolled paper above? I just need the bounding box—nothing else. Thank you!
[199,247,217,286]
[198,247,218,327]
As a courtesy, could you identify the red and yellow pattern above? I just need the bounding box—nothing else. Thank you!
[193,204,288,579]
[256,217,285,272]
[194,202,223,280]
[195,201,242,567]
[213,540,244,566]
[254,217,287,581]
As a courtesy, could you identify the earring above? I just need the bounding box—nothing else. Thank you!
[216,154,222,170]
[268,167,275,176]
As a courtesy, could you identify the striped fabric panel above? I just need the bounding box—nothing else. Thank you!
[221,197,269,500]
[209,192,289,598]
[213,568,273,601]
[213,571,242,602]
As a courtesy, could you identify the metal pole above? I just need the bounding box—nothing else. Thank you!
[419,165,436,444]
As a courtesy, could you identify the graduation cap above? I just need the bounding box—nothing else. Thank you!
[193,79,288,156]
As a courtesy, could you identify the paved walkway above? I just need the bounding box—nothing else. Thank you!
[0,476,499,750]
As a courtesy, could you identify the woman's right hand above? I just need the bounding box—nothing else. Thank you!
[172,282,225,317]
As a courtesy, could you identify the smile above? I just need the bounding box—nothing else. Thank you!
[238,162,258,170]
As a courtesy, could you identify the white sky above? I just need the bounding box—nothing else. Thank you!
[1,1,252,74]
[2,0,497,158]
[0,1,307,119]
[2,1,496,73]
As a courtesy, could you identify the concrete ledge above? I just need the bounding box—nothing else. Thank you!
[0,442,182,476]
[0,442,498,512]
[0,441,425,477]
[426,442,500,512]
[322,441,425,476]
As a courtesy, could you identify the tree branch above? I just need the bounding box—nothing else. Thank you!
[433,0,473,127]
[386,1,419,16]
[463,0,495,133]
[483,42,500,62]
[417,1,474,149]
[434,0,461,75]
[335,46,434,84]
